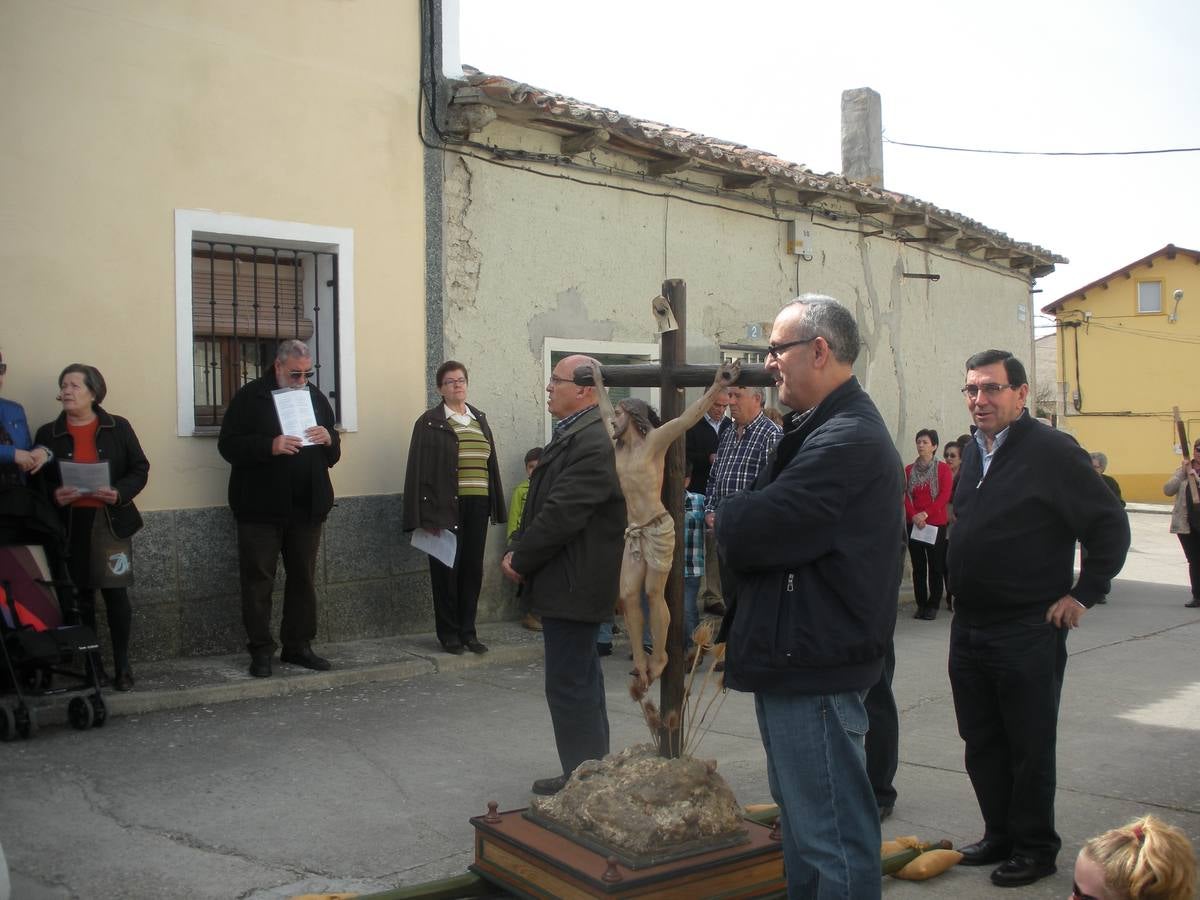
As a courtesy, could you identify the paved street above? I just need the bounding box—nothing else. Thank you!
[2,510,1197,899]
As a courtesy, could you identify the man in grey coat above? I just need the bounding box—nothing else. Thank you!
[501,354,626,796]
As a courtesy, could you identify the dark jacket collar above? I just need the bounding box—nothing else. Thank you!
[424,402,487,425]
[784,376,865,442]
[50,405,116,438]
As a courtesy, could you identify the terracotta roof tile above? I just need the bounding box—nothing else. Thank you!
[454,68,1064,269]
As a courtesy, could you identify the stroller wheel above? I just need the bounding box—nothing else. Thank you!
[14,704,36,739]
[91,693,108,728]
[20,667,50,693]
[68,696,95,731]
[0,706,15,742]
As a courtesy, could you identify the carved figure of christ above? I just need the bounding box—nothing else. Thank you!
[588,359,741,688]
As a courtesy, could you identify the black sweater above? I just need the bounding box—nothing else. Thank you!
[947,411,1129,623]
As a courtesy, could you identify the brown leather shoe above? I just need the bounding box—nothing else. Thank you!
[520,613,543,631]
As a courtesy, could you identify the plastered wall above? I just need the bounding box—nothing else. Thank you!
[0,0,426,511]
[440,132,1036,499]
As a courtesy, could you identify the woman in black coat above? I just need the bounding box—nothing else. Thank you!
[36,364,149,691]
[402,361,505,655]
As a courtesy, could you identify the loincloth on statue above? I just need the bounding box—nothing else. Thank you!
[624,511,675,571]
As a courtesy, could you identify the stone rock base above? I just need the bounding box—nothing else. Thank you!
[529,743,745,860]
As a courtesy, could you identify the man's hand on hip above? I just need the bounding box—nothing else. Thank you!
[1045,595,1086,629]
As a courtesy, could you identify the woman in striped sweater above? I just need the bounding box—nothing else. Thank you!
[403,361,506,654]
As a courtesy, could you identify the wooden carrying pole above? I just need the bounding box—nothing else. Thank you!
[1173,406,1200,503]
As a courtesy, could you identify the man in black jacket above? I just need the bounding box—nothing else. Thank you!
[218,340,341,678]
[947,349,1129,888]
[501,354,625,796]
[717,296,903,900]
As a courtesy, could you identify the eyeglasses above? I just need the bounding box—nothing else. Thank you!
[1071,884,1100,900]
[548,374,575,387]
[286,369,315,381]
[766,336,817,359]
[441,377,467,387]
[961,383,1014,398]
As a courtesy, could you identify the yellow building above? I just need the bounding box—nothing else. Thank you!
[1043,244,1200,502]
[1,1,431,659]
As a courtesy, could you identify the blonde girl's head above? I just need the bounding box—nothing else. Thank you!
[1077,815,1196,900]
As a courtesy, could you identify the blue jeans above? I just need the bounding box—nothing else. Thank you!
[755,691,881,900]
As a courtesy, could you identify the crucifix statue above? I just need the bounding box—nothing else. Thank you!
[587,357,739,690]
[571,279,775,758]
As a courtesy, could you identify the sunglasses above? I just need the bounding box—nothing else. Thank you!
[766,337,818,359]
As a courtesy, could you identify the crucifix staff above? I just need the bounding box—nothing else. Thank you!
[1173,406,1199,503]
[570,278,776,758]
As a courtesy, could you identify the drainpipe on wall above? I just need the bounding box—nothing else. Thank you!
[841,88,884,188]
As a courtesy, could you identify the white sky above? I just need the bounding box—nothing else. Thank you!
[457,0,1200,330]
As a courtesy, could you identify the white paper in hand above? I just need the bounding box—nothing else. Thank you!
[910,523,938,545]
[411,528,457,568]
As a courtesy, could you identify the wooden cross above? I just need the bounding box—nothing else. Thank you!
[572,278,775,758]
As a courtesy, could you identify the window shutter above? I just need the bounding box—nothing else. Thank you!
[192,254,314,340]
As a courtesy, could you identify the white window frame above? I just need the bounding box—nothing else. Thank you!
[174,209,357,435]
[1136,280,1163,315]
[542,338,660,444]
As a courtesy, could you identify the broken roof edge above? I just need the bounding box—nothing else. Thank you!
[449,66,1066,272]
[1041,244,1200,314]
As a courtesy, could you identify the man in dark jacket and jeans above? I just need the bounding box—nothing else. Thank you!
[947,350,1129,888]
[501,354,625,796]
[218,340,341,678]
[717,296,903,900]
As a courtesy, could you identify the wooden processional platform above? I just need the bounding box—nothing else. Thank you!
[469,803,784,899]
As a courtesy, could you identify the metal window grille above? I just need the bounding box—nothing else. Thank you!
[191,241,340,427]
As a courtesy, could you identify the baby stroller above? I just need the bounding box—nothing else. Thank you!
[0,484,106,740]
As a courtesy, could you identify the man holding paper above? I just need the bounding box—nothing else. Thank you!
[946,349,1129,888]
[218,340,340,678]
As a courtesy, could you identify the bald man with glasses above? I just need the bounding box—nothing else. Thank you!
[219,339,340,679]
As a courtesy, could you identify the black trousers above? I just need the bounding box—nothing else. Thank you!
[949,616,1067,864]
[864,640,898,809]
[429,495,490,646]
[908,528,947,611]
[237,519,323,655]
[67,506,133,674]
[1179,532,1200,599]
[542,616,610,776]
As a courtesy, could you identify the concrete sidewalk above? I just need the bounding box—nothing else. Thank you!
[2,511,1197,899]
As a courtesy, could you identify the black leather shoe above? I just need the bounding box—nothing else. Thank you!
[113,669,135,692]
[990,855,1056,887]
[280,646,331,671]
[441,641,464,655]
[249,654,272,678]
[958,838,1014,867]
[532,773,569,796]
[464,639,488,654]
[1185,599,1200,608]
[924,609,938,620]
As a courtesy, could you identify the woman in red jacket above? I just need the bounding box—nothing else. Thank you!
[904,428,953,620]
